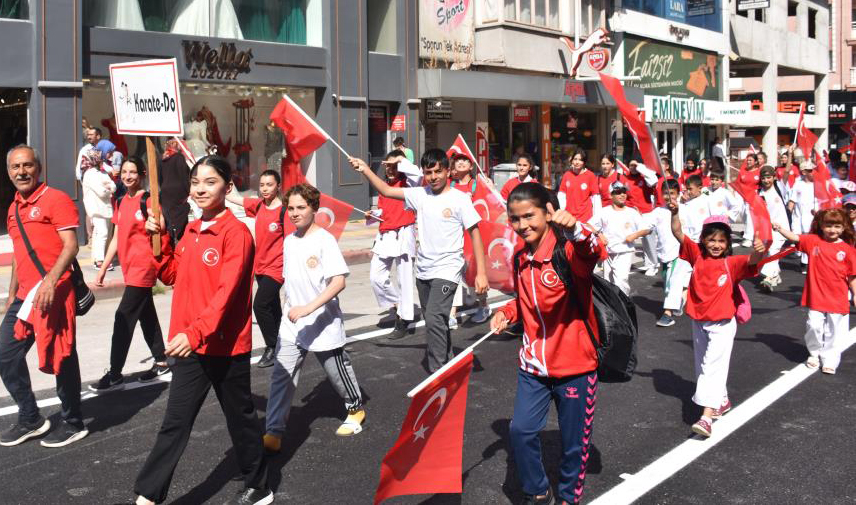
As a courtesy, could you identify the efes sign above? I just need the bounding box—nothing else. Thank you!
[181,40,253,80]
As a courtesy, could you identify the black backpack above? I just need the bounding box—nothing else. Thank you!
[514,233,639,382]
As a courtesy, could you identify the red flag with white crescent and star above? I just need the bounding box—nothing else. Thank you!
[373,352,474,504]
[462,220,522,293]
[316,193,354,241]
[447,134,508,213]
[810,151,844,209]
[841,119,856,183]
[270,95,329,188]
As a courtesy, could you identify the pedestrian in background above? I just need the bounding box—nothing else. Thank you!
[774,209,856,375]
[90,157,169,393]
[559,150,600,223]
[264,183,366,453]
[134,155,271,505]
[501,152,537,201]
[787,161,818,272]
[0,145,87,448]
[82,141,117,270]
[490,183,603,505]
[393,136,415,164]
[226,169,285,369]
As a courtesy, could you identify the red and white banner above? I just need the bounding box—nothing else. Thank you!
[270,95,329,188]
[598,72,663,177]
[731,173,773,246]
[374,353,474,504]
[463,220,522,293]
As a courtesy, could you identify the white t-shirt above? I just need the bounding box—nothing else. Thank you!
[590,205,643,255]
[760,186,790,237]
[708,186,742,223]
[788,178,817,233]
[403,186,481,284]
[680,194,712,242]
[280,227,350,352]
[644,207,680,263]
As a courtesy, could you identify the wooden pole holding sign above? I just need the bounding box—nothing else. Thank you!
[145,137,162,255]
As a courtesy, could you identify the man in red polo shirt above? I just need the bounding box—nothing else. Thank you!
[0,145,87,448]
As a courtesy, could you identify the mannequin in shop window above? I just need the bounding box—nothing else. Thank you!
[170,0,243,39]
[182,116,210,161]
[197,106,232,159]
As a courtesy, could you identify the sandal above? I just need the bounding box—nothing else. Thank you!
[335,409,366,437]
[805,356,820,369]
[821,367,836,375]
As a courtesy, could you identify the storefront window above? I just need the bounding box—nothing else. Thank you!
[83,80,316,191]
[488,105,510,168]
[84,0,319,46]
[622,0,722,32]
[0,0,27,19]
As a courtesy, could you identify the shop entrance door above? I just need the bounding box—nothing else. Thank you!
[653,124,681,172]
[0,89,28,232]
[368,103,389,201]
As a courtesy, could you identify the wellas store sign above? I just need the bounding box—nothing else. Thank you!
[420,0,474,66]
[181,40,253,80]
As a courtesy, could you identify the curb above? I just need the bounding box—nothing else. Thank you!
[83,248,375,301]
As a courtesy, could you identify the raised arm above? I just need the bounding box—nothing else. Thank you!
[349,157,405,200]
[225,191,245,207]
[668,202,685,243]
[772,222,799,242]
[467,225,488,295]
[747,233,767,266]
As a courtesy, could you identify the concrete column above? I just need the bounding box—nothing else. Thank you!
[761,62,778,156]
[29,0,83,236]
[815,73,829,150]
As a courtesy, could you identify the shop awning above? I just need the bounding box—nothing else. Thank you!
[418,69,643,107]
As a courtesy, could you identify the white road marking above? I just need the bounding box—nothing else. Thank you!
[0,300,512,418]
[588,328,856,505]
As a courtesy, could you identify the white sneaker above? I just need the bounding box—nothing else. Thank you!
[644,267,658,277]
[470,307,492,324]
[448,316,458,330]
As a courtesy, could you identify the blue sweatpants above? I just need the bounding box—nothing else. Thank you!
[510,368,598,504]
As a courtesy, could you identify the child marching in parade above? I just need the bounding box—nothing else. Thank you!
[91,157,169,392]
[670,210,766,438]
[135,156,271,505]
[774,209,856,375]
[225,169,285,368]
[264,183,366,452]
[491,182,604,505]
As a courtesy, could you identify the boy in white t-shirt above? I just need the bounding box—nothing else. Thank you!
[264,184,365,453]
[637,179,692,327]
[758,165,790,291]
[590,181,643,295]
[681,174,713,242]
[707,170,742,224]
[351,149,488,373]
[788,162,818,271]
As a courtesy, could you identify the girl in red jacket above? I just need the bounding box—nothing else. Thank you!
[774,209,856,375]
[490,182,603,505]
[670,212,766,439]
[134,156,271,505]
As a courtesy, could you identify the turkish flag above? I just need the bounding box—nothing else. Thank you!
[446,134,480,172]
[374,353,474,504]
[316,193,354,241]
[811,152,844,209]
[841,120,856,183]
[471,178,507,223]
[731,175,773,246]
[598,73,663,177]
[463,221,522,293]
[270,95,329,188]
[795,104,819,160]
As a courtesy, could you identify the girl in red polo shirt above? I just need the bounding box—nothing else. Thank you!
[226,169,284,368]
[500,153,537,200]
[490,182,603,505]
[596,153,622,208]
[774,209,856,375]
[134,156,271,505]
[559,150,600,223]
[91,157,168,393]
[670,212,766,438]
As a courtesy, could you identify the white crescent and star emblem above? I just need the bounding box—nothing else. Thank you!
[541,268,560,287]
[268,221,280,232]
[837,250,846,262]
[135,209,144,221]
[473,199,489,219]
[202,248,220,266]
[717,273,727,287]
[316,207,336,228]
[412,387,447,442]
[580,183,588,190]
[28,207,40,219]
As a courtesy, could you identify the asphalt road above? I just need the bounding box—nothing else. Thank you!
[0,251,853,505]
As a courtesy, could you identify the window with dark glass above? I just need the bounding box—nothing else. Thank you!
[621,0,722,33]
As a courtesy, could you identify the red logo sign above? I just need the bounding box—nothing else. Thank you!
[586,48,609,71]
[391,114,406,132]
[513,107,532,122]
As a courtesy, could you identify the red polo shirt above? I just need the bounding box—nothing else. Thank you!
[243,197,285,284]
[112,191,157,287]
[6,183,78,299]
[156,209,254,356]
[559,169,599,221]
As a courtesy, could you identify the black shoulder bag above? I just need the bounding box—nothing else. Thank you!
[14,204,95,315]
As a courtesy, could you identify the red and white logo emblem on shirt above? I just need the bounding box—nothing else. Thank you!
[580,183,588,190]
[268,222,280,232]
[442,208,452,218]
[541,268,560,288]
[717,274,727,287]
[202,248,220,266]
[837,250,846,262]
[135,210,144,221]
[28,207,40,219]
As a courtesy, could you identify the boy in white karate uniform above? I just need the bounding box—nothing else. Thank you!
[787,162,818,271]
[758,165,790,291]
[681,174,713,242]
[591,181,643,295]
[707,170,742,224]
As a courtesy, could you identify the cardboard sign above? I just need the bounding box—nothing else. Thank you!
[109,58,184,136]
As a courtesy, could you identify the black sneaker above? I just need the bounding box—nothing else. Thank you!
[227,487,274,505]
[377,307,398,328]
[88,370,124,393]
[39,421,89,448]
[521,487,555,505]
[0,417,50,446]
[388,317,410,340]
[138,362,171,383]
[656,314,675,327]
[256,347,276,368]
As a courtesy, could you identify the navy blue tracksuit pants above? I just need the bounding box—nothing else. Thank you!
[510,369,598,504]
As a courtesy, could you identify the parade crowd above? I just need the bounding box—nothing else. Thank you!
[0,132,854,505]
